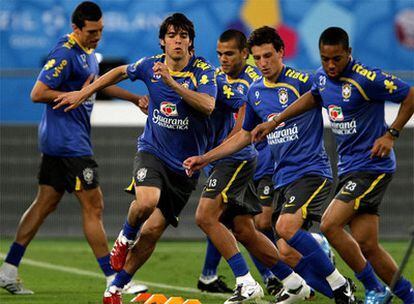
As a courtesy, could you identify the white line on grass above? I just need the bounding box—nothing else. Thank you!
[0,253,228,299]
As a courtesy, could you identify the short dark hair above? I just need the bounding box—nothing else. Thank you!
[319,27,349,50]
[159,13,195,52]
[247,26,284,53]
[71,1,102,29]
[219,29,247,51]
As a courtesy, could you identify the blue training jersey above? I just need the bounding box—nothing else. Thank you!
[37,34,99,157]
[126,54,217,176]
[311,59,410,176]
[204,66,259,175]
[243,66,332,189]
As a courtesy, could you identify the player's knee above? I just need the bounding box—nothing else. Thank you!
[275,218,295,240]
[320,217,336,237]
[195,211,214,231]
[232,223,253,244]
[130,199,156,219]
[254,215,272,231]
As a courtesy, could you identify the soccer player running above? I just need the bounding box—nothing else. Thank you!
[252,27,414,304]
[197,29,282,296]
[186,28,319,304]
[184,26,357,304]
[54,13,217,304]
[0,1,148,295]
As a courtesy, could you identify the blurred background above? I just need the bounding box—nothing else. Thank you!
[1,0,413,240]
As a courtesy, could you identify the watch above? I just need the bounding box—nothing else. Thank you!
[387,127,400,138]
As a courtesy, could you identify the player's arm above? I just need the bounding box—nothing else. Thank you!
[53,65,129,112]
[31,81,67,103]
[251,91,318,142]
[101,85,149,114]
[153,61,215,115]
[371,86,414,158]
[183,129,251,176]
[226,104,246,140]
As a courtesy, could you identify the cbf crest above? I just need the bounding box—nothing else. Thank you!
[236,84,244,94]
[278,88,289,107]
[83,168,94,184]
[136,168,147,182]
[342,83,352,101]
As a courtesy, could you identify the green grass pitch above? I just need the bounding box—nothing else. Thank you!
[0,239,412,303]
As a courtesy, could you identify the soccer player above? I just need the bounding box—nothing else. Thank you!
[0,1,147,295]
[196,29,281,296]
[54,13,217,304]
[186,30,315,304]
[252,26,414,304]
[184,26,357,304]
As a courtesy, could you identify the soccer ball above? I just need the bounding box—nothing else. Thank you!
[311,232,336,266]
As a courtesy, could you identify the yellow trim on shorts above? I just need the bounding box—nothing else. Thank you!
[75,176,81,191]
[125,177,135,192]
[354,173,385,210]
[221,161,247,203]
[301,179,328,219]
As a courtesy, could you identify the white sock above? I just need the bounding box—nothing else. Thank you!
[281,272,303,290]
[199,274,218,284]
[326,269,347,291]
[236,272,255,286]
[0,262,18,278]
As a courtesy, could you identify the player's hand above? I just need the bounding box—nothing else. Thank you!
[136,95,149,115]
[251,120,277,143]
[370,133,394,158]
[53,74,94,112]
[183,155,208,177]
[152,62,175,87]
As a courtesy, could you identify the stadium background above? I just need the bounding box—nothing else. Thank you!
[0,0,413,240]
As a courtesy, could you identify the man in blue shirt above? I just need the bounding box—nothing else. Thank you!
[197,29,281,296]
[0,1,147,296]
[54,13,217,304]
[252,27,414,304]
[184,26,353,304]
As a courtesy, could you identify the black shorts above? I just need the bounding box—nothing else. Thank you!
[335,172,393,215]
[38,154,99,193]
[125,151,197,227]
[201,159,261,227]
[273,175,332,229]
[244,174,274,207]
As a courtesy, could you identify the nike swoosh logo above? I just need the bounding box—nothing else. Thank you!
[259,195,271,199]
[255,101,261,106]
[151,79,159,83]
[204,188,215,192]
[284,203,295,208]
[340,191,352,195]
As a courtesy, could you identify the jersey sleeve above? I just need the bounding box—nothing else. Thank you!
[242,99,262,132]
[311,73,322,98]
[126,57,147,81]
[363,70,410,103]
[300,73,313,95]
[216,74,246,110]
[195,64,217,98]
[38,47,73,89]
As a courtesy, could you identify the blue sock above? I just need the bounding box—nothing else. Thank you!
[202,238,221,277]
[122,220,141,240]
[227,252,249,277]
[112,270,132,289]
[355,262,384,292]
[5,242,26,267]
[294,256,333,298]
[249,253,274,283]
[287,230,335,277]
[249,229,276,283]
[270,260,293,281]
[393,276,414,303]
[97,254,115,276]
